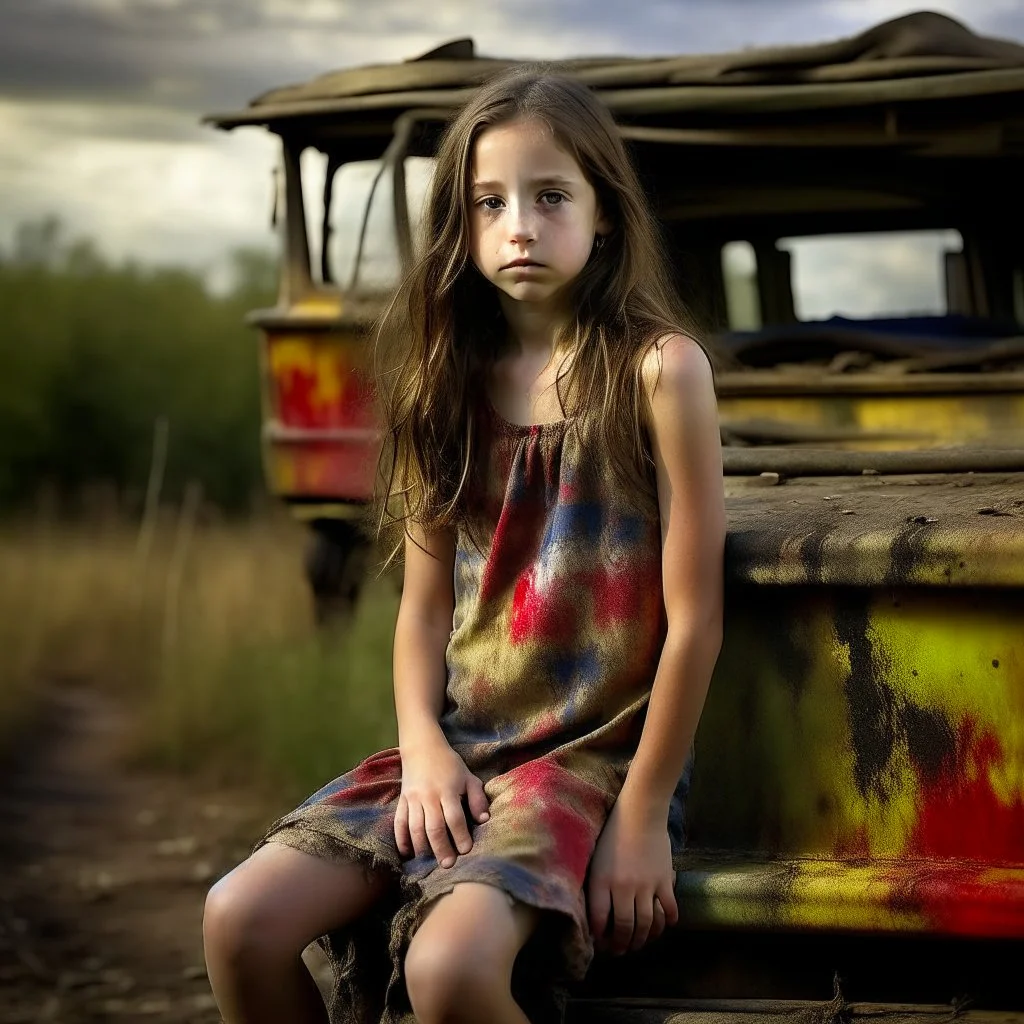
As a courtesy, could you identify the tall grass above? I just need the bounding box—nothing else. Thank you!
[0,503,401,800]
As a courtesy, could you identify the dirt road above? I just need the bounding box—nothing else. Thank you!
[0,685,303,1023]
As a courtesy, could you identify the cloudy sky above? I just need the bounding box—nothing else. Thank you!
[1,0,1023,303]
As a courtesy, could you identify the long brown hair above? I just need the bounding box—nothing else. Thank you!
[373,66,705,562]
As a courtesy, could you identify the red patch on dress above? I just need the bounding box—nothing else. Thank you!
[509,569,574,644]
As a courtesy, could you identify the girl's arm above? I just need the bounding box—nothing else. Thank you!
[588,333,725,954]
[392,523,490,868]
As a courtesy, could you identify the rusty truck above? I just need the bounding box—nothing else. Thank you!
[206,10,1024,1022]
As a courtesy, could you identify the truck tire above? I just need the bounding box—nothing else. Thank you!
[303,520,371,628]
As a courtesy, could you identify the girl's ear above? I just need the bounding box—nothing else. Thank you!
[595,210,613,237]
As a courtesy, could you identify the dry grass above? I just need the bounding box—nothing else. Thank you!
[0,504,401,799]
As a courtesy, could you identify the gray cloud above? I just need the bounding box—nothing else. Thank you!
[4,0,1019,119]
[1,0,1022,278]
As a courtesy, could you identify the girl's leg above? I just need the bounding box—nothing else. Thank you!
[203,841,392,1024]
[404,882,540,1024]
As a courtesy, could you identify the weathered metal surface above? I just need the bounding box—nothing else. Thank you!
[724,450,1024,476]
[682,581,1024,936]
[261,328,377,501]
[205,14,1024,129]
[565,1001,1024,1024]
[673,856,1024,937]
[724,473,1024,586]
[718,385,1024,452]
[264,437,376,501]
[567,1001,1024,1024]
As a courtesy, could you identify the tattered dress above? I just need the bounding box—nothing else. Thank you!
[254,398,691,1023]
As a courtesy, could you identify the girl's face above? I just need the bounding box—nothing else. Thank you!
[468,117,609,310]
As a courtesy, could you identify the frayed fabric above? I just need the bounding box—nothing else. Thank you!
[251,401,690,1023]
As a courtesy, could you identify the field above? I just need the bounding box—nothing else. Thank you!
[0,504,401,800]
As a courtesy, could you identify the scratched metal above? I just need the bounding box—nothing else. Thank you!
[681,581,1024,937]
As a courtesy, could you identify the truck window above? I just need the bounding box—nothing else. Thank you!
[777,229,964,322]
[328,156,435,294]
[297,150,435,293]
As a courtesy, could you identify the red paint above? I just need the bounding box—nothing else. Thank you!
[479,485,545,604]
[885,863,1024,938]
[909,718,1024,863]
[587,565,648,630]
[508,568,574,644]
[883,717,1024,938]
[272,440,378,500]
[276,364,320,427]
[272,353,376,429]
[541,799,594,884]
[327,748,402,806]
[510,760,598,883]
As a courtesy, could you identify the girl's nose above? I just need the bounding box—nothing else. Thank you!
[507,204,537,246]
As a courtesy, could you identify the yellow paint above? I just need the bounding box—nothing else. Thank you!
[291,295,343,317]
[717,393,1024,449]
[869,593,1024,806]
[676,856,1024,933]
[696,589,1024,858]
[268,334,356,413]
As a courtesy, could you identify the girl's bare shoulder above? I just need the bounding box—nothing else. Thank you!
[639,333,714,409]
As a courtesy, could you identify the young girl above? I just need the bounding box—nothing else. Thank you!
[203,67,725,1024]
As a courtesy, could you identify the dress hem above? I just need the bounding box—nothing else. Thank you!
[255,818,585,1024]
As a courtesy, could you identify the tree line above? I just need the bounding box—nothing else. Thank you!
[0,219,277,514]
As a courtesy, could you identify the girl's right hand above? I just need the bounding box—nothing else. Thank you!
[395,738,490,868]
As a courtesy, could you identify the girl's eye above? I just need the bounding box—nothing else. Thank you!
[479,197,504,211]
[541,192,566,206]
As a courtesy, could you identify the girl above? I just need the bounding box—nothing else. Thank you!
[203,67,725,1024]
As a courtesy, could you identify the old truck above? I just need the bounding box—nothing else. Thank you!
[205,10,1024,1022]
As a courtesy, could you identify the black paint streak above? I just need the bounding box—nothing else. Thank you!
[887,522,938,587]
[835,596,899,799]
[836,590,959,800]
[902,703,957,784]
[800,530,830,585]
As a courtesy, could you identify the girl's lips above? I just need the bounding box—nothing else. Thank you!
[502,259,543,269]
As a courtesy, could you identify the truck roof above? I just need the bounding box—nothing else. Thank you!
[206,11,1024,130]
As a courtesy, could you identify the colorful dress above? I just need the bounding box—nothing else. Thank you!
[254,397,691,1024]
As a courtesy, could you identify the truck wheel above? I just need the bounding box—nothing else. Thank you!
[303,520,371,628]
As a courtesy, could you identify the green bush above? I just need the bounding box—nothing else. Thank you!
[0,217,275,512]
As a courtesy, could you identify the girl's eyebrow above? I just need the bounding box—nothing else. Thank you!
[471,175,577,193]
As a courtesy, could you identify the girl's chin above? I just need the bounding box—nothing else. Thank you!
[496,281,563,302]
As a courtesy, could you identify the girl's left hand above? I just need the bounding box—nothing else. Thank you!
[587,799,679,955]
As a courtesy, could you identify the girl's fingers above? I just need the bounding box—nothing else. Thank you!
[393,796,411,857]
[588,879,611,946]
[610,888,635,955]
[423,802,458,868]
[629,891,654,952]
[407,799,428,859]
[657,881,680,928]
[466,775,490,823]
[441,794,473,856]
[650,896,667,942]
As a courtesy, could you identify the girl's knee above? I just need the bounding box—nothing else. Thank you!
[404,889,527,1021]
[203,865,293,966]
[405,937,503,1022]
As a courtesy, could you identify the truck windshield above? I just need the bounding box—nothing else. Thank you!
[300,149,436,296]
